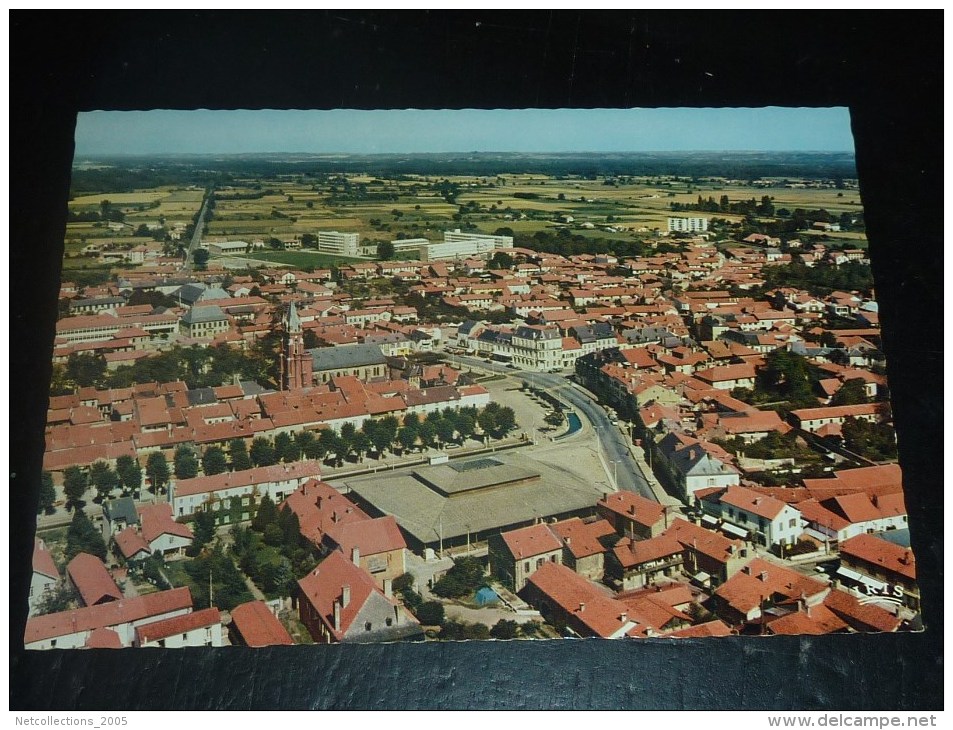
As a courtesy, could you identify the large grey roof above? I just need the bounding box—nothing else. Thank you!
[180,305,228,324]
[309,343,386,371]
[341,452,606,545]
[103,497,139,526]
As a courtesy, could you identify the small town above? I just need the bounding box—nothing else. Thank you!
[27,146,919,650]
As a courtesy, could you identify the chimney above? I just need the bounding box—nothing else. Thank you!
[333,600,342,631]
[342,584,351,608]
[759,571,769,582]
[620,612,628,623]
[316,496,322,508]
[578,602,586,612]
[383,578,393,598]
[629,505,636,515]
[351,547,360,566]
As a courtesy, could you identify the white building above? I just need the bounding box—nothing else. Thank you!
[703,485,805,548]
[170,461,323,518]
[390,237,431,254]
[668,217,709,233]
[134,607,223,648]
[511,325,564,371]
[443,229,514,248]
[420,239,498,262]
[318,231,360,256]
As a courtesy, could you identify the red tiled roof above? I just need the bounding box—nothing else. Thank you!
[296,551,381,641]
[135,607,221,644]
[524,562,634,639]
[138,502,193,543]
[823,589,902,633]
[719,485,791,521]
[839,534,916,581]
[550,518,614,559]
[174,461,322,497]
[714,558,828,616]
[668,620,732,638]
[33,539,59,580]
[500,523,563,561]
[664,519,744,565]
[25,587,193,644]
[67,553,122,606]
[613,534,684,568]
[230,601,294,647]
[329,515,407,558]
[281,479,370,546]
[597,491,665,528]
[114,527,152,560]
[85,627,123,649]
[766,604,847,636]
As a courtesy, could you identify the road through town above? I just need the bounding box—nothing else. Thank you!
[453,355,657,501]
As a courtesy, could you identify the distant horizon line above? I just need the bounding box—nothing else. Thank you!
[74,149,856,158]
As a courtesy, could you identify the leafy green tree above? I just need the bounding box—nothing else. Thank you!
[229,439,252,471]
[187,509,217,556]
[440,620,490,641]
[65,352,107,388]
[454,413,476,443]
[402,412,420,430]
[274,432,301,463]
[488,251,514,270]
[544,410,565,427]
[418,421,437,449]
[490,619,520,640]
[34,582,79,615]
[38,471,57,515]
[277,506,302,550]
[252,494,279,532]
[432,556,486,599]
[146,452,170,494]
[193,248,210,270]
[352,431,371,460]
[397,426,418,453]
[63,466,88,510]
[841,417,898,461]
[250,437,277,467]
[201,446,228,476]
[377,240,395,260]
[89,460,119,501]
[184,544,253,611]
[436,418,455,446]
[830,378,869,407]
[295,431,318,459]
[115,455,142,495]
[174,445,200,480]
[415,601,446,626]
[65,508,108,562]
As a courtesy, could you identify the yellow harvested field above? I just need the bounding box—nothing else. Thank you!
[70,191,168,206]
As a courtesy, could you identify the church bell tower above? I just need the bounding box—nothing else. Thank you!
[281,301,312,390]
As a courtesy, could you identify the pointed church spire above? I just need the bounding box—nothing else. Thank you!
[285,300,302,333]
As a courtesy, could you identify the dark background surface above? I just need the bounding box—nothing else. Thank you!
[10,11,942,710]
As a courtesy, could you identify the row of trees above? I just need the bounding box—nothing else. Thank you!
[761,260,875,296]
[51,341,278,395]
[190,405,516,476]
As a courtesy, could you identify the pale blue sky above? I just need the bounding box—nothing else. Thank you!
[74,107,854,156]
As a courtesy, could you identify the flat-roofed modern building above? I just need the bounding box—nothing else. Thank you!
[339,454,608,554]
[206,240,249,256]
[667,217,709,233]
[443,229,514,248]
[317,231,359,255]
